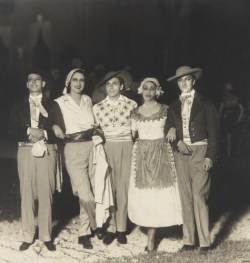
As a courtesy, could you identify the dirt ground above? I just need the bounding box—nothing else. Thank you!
[0,138,250,263]
[0,209,249,263]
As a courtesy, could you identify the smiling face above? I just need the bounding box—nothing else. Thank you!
[106,77,123,99]
[27,73,45,95]
[69,71,85,95]
[141,81,157,102]
[177,75,195,93]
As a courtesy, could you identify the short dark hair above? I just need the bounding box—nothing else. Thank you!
[28,68,46,81]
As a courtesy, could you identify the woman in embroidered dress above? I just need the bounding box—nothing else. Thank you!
[128,77,182,253]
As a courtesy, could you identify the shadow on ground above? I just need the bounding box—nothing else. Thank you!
[0,138,250,246]
[209,156,250,247]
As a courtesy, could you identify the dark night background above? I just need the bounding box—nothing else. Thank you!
[0,0,250,251]
[0,0,250,137]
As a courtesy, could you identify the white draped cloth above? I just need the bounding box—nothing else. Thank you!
[93,143,114,227]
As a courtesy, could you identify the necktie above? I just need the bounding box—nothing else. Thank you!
[29,98,48,121]
[179,93,192,105]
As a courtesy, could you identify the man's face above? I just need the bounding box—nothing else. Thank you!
[177,75,195,93]
[27,74,45,93]
[70,72,85,94]
[106,77,123,98]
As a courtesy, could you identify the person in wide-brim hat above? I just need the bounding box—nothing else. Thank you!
[91,70,133,105]
[167,66,202,82]
[165,64,219,255]
[95,70,133,90]
[92,68,138,246]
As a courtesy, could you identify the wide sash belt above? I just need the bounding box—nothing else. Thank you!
[65,128,94,142]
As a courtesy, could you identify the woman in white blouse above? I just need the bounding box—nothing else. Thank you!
[52,68,104,249]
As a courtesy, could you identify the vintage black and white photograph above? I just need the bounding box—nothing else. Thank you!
[0,0,250,262]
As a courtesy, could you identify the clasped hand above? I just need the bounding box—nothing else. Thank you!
[29,128,45,143]
[53,125,66,140]
[177,140,213,171]
[177,140,193,155]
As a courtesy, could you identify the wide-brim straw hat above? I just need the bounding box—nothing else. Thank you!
[95,70,132,90]
[167,66,202,82]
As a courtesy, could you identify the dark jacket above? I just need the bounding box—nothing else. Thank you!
[166,91,219,161]
[52,101,66,133]
[8,96,57,144]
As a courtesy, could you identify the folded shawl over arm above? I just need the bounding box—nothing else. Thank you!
[93,143,114,227]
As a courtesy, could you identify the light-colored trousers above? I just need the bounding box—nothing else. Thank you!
[104,140,133,233]
[64,141,96,236]
[174,145,211,247]
[17,145,56,243]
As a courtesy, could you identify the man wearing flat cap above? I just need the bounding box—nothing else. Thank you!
[8,69,57,252]
[93,70,137,245]
[166,66,219,254]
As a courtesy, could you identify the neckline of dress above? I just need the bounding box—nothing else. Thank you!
[138,104,164,119]
[67,93,84,108]
[142,101,158,108]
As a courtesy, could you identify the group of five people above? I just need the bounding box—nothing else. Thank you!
[8,65,219,255]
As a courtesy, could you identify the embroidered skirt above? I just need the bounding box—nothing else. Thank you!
[128,139,182,227]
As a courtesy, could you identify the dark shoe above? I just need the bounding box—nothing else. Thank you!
[117,232,127,244]
[19,242,32,251]
[145,245,156,254]
[78,235,93,249]
[103,232,116,245]
[94,228,105,240]
[179,244,196,252]
[44,241,56,251]
[199,246,211,254]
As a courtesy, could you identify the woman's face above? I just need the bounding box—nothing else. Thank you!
[70,72,85,94]
[142,81,157,102]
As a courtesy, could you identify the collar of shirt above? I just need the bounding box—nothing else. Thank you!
[63,93,90,105]
[29,94,43,102]
[179,89,195,105]
[180,89,195,98]
[104,95,125,105]
[190,89,195,98]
